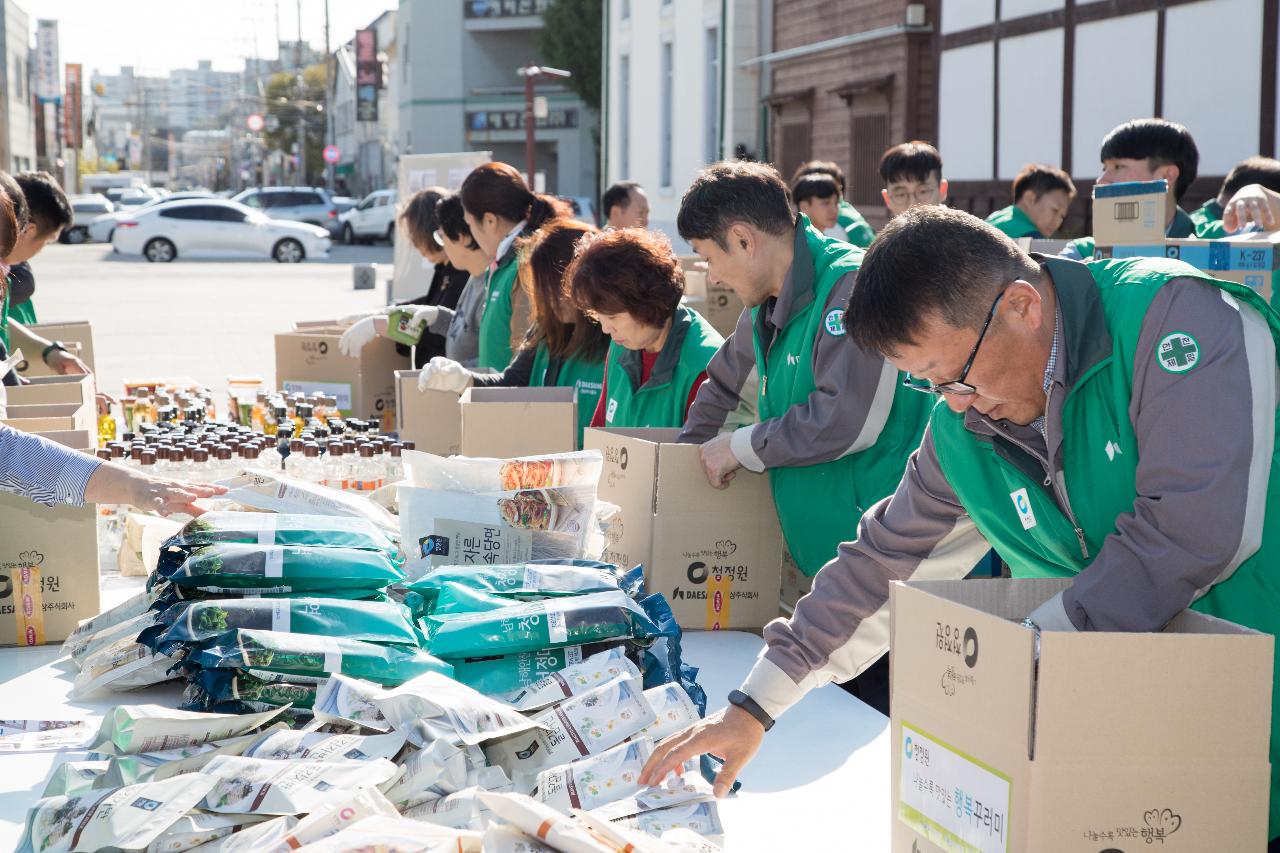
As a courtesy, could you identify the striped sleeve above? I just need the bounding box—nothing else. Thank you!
[0,424,103,507]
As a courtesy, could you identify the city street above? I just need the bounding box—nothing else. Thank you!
[30,242,397,401]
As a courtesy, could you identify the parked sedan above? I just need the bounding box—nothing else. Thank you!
[88,191,217,244]
[231,187,340,237]
[339,189,398,244]
[61,195,114,244]
[111,199,331,263]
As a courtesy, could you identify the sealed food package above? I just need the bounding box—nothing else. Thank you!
[372,671,545,747]
[398,484,612,579]
[427,591,658,660]
[382,738,471,808]
[501,646,640,712]
[60,590,155,659]
[258,788,400,852]
[67,610,161,670]
[145,597,423,655]
[535,739,653,814]
[154,543,404,594]
[480,824,558,853]
[403,449,603,492]
[569,812,675,853]
[197,754,399,814]
[312,674,392,731]
[184,814,299,853]
[619,801,725,838]
[165,511,397,552]
[286,815,483,853]
[40,761,108,797]
[484,676,657,780]
[92,704,286,756]
[448,644,622,697]
[144,811,270,852]
[98,727,281,788]
[588,766,715,822]
[216,471,397,531]
[403,563,627,618]
[656,828,725,853]
[242,729,406,763]
[187,629,452,686]
[476,791,613,853]
[16,773,215,853]
[150,580,392,610]
[70,635,178,700]
[635,684,700,742]
[389,752,511,811]
[401,786,505,831]
[0,721,93,753]
[184,670,322,714]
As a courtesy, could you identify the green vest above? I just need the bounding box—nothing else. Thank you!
[478,245,520,371]
[931,255,1280,837]
[754,222,930,575]
[837,199,875,248]
[601,306,723,429]
[9,298,36,327]
[985,204,1042,239]
[1069,206,1196,259]
[529,341,605,447]
[0,274,10,351]
[1191,198,1227,239]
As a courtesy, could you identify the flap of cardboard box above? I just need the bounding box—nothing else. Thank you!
[653,443,775,514]
[462,387,576,405]
[5,375,95,408]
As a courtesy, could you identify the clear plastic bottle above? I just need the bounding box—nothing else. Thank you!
[300,442,324,484]
[385,442,404,484]
[349,444,379,492]
[325,442,348,490]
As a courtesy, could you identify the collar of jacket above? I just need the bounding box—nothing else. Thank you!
[615,305,695,390]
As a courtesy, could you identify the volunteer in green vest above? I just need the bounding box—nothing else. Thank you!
[641,205,1280,846]
[8,172,72,326]
[791,160,874,247]
[1191,155,1280,239]
[789,172,842,235]
[1063,118,1199,260]
[986,163,1075,239]
[460,162,572,371]
[879,140,948,218]
[674,162,931,712]
[417,219,607,447]
[566,228,723,429]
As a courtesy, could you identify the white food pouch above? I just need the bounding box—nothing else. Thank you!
[634,683,700,741]
[312,674,392,731]
[263,787,400,852]
[93,704,287,755]
[501,646,639,713]
[243,729,406,763]
[480,824,558,853]
[198,755,399,815]
[535,739,653,814]
[476,792,612,853]
[372,671,544,747]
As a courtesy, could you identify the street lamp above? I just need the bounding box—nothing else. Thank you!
[517,64,571,192]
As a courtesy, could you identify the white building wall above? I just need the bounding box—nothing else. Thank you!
[4,0,34,171]
[1071,12,1157,175]
[997,28,1063,179]
[938,43,995,180]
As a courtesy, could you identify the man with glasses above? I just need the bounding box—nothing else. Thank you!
[676,161,932,712]
[642,205,1280,849]
[880,141,947,218]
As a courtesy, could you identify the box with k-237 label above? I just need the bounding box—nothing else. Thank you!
[889,578,1272,852]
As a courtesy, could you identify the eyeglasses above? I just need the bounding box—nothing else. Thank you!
[886,183,940,206]
[902,289,1004,396]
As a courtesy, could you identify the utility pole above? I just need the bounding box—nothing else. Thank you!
[517,65,571,192]
[296,0,304,185]
[324,0,334,193]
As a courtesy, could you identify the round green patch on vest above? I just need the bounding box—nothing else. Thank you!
[823,308,846,337]
[1155,331,1200,374]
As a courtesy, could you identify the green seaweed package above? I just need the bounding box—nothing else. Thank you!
[447,641,625,696]
[184,669,323,713]
[144,597,424,656]
[189,628,453,686]
[165,512,398,553]
[425,590,660,660]
[149,579,390,612]
[402,562,641,618]
[152,543,404,594]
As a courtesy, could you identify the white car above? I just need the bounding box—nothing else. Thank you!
[339,189,398,244]
[88,191,217,244]
[111,198,331,263]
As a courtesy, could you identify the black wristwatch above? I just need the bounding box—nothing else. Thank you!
[728,689,775,732]
[41,341,68,365]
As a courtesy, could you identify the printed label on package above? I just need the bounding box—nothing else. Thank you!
[429,520,534,566]
[898,721,1011,853]
[282,380,353,414]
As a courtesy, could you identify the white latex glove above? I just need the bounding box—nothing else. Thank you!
[409,305,440,327]
[339,305,395,324]
[339,316,381,357]
[418,356,473,393]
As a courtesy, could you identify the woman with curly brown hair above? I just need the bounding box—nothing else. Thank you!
[566,228,724,429]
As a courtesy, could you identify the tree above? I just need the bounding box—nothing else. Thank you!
[263,63,328,184]
[538,0,602,116]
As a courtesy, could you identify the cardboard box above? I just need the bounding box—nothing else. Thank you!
[1092,179,1168,246]
[890,578,1273,852]
[2,401,95,434]
[1094,233,1280,302]
[584,427,783,630]
[459,387,576,458]
[26,428,97,450]
[683,270,744,338]
[15,321,96,378]
[5,374,95,409]
[275,322,409,431]
[0,490,100,646]
[396,370,462,456]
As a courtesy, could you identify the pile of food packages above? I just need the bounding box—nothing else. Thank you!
[18,451,728,853]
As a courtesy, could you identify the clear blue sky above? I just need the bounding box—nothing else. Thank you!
[25,0,396,77]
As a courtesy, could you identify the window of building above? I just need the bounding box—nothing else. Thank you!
[704,27,720,164]
[661,42,673,187]
[619,54,631,178]
[849,93,890,206]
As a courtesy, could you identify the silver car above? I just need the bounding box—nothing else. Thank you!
[231,187,340,237]
[62,195,114,244]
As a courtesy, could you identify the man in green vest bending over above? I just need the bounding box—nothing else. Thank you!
[643,205,1280,846]
[676,162,931,711]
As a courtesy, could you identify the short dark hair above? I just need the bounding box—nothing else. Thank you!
[0,172,30,231]
[399,187,447,253]
[1221,156,1280,199]
[434,192,477,250]
[601,181,642,219]
[16,172,72,237]
[460,161,571,232]
[791,173,840,205]
[1012,164,1076,204]
[880,141,943,185]
[519,219,609,361]
[1099,118,1199,200]
[847,205,1038,356]
[567,228,685,329]
[677,161,795,249]
[792,160,846,195]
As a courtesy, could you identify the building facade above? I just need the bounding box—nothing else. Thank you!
[333,9,398,199]
[89,66,171,175]
[937,0,1277,230]
[167,60,241,132]
[604,0,766,244]
[393,0,597,200]
[0,0,36,173]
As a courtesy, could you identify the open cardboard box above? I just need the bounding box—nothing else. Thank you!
[890,578,1273,852]
[459,386,576,458]
[275,321,408,432]
[683,269,744,338]
[1095,232,1280,302]
[5,374,95,409]
[14,321,96,379]
[2,401,95,434]
[584,427,782,630]
[395,370,462,456]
